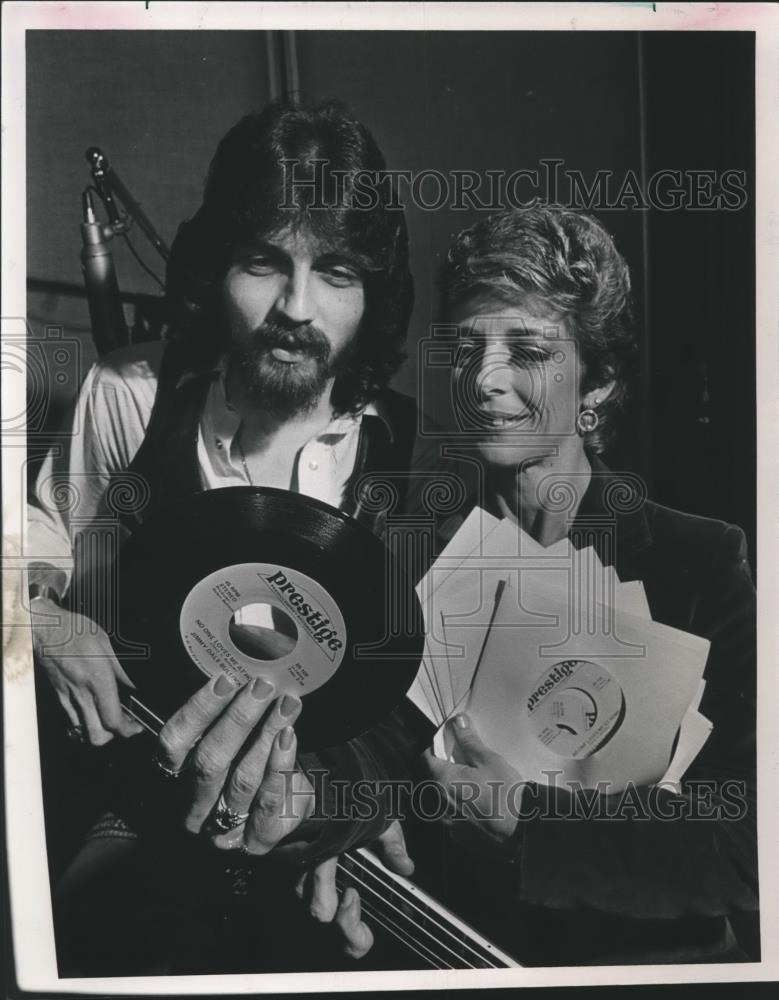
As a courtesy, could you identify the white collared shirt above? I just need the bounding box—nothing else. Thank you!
[27,340,390,589]
[194,355,377,509]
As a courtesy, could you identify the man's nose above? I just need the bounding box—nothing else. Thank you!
[275,268,315,324]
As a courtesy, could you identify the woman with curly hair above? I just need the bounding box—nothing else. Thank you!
[417,205,758,966]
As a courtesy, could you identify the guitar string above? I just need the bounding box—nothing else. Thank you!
[130,697,166,729]
[121,701,507,967]
[124,701,457,966]
[336,876,474,969]
[341,853,506,967]
[355,890,453,969]
[343,869,503,970]
[347,873,502,971]
[340,856,490,966]
[337,866,471,969]
[121,701,161,736]
[355,894,487,972]
[357,898,451,969]
[337,858,500,969]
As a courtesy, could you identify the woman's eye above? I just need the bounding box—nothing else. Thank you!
[455,341,481,366]
[454,341,550,368]
[511,346,551,367]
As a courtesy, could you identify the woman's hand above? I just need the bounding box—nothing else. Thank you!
[31,598,144,745]
[156,675,314,853]
[423,713,525,859]
[294,820,414,960]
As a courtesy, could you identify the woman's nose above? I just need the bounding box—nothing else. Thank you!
[476,347,516,398]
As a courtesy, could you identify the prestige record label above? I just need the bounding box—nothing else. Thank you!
[526,658,624,759]
[179,562,347,696]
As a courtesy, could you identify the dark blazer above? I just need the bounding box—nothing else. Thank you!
[426,458,758,966]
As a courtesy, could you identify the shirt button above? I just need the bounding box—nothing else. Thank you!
[308,459,319,471]
[215,438,223,449]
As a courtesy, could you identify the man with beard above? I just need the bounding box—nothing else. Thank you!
[27,100,434,974]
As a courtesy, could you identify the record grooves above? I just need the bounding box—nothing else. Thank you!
[110,487,424,750]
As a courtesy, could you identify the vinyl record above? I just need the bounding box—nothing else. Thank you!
[112,487,424,750]
[525,658,626,760]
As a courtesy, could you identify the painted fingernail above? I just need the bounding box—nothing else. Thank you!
[280,694,301,717]
[279,726,294,750]
[454,713,469,730]
[213,674,234,696]
[251,677,274,699]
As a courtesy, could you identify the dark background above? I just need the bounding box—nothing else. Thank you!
[26,30,755,565]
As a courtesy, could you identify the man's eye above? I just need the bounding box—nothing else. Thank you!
[243,257,276,275]
[319,266,362,287]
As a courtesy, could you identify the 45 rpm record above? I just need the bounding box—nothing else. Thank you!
[111,487,424,750]
[526,658,625,760]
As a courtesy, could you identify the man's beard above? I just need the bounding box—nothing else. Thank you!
[234,320,353,418]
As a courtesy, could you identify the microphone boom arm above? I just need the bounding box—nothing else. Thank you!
[85,147,170,261]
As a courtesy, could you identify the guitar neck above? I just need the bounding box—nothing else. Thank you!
[123,697,519,969]
[336,846,520,969]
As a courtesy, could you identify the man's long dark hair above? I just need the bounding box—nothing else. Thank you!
[165,100,414,413]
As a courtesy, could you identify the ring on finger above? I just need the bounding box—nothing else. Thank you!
[153,753,188,779]
[213,793,250,833]
[66,724,85,744]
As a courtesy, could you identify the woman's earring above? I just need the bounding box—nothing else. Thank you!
[576,407,600,435]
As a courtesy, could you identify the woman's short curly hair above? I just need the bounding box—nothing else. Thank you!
[441,206,637,452]
[165,99,413,414]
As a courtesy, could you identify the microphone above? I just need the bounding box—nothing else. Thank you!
[85,145,170,260]
[85,147,122,226]
[80,189,128,356]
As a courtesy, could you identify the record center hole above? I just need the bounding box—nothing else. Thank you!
[229,603,297,661]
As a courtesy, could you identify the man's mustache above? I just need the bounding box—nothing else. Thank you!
[249,321,330,362]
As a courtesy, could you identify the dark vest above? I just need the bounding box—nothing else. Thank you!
[121,343,421,535]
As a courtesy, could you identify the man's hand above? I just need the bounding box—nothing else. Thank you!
[31,599,144,745]
[423,713,524,858]
[156,675,314,852]
[295,820,414,960]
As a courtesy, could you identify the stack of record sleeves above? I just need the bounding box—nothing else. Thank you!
[409,508,712,792]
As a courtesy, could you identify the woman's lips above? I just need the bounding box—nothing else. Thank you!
[478,412,531,429]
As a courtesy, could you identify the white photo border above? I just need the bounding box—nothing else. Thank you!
[3,1,778,994]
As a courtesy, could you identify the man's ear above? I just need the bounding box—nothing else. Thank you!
[582,380,616,410]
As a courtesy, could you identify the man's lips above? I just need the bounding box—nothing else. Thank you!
[270,346,309,363]
[252,322,329,364]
